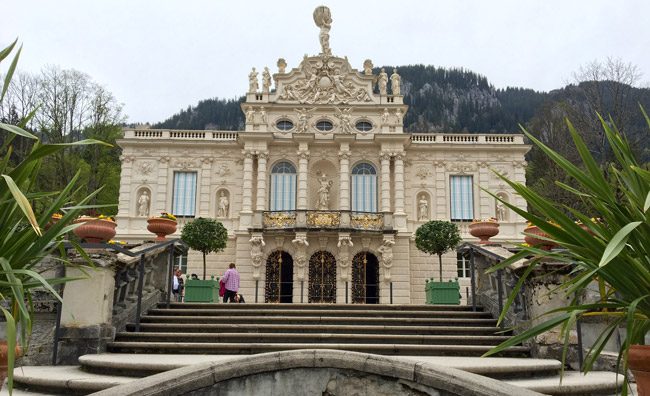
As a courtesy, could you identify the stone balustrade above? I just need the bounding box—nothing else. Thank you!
[124,129,238,141]
[410,133,524,144]
[261,210,388,232]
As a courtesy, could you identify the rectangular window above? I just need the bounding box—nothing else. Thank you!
[172,172,197,217]
[450,175,474,221]
[270,173,296,211]
[352,174,377,212]
[175,253,188,274]
[457,252,471,278]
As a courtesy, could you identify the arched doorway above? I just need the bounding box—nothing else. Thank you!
[265,251,293,303]
[308,251,337,303]
[352,252,379,304]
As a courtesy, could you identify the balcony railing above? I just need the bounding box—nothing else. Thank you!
[261,210,389,231]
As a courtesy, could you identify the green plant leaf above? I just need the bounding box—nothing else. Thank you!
[1,44,21,102]
[1,175,41,236]
[0,122,38,140]
[598,221,641,268]
[0,38,17,62]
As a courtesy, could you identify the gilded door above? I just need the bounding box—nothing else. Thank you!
[265,251,293,303]
[351,251,379,304]
[308,251,337,303]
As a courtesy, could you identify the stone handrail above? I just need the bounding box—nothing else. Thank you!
[124,129,238,141]
[410,133,524,144]
[261,210,387,231]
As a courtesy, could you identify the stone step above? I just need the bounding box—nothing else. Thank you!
[505,371,625,395]
[7,366,135,395]
[114,331,512,345]
[126,322,505,335]
[161,302,481,312]
[145,307,494,318]
[106,341,530,356]
[139,314,498,326]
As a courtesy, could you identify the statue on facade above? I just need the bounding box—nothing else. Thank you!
[292,235,309,280]
[262,67,272,93]
[218,191,229,218]
[313,6,332,56]
[245,106,254,124]
[378,68,388,95]
[137,190,150,217]
[295,107,314,133]
[317,174,333,210]
[337,236,354,280]
[259,106,267,124]
[390,69,401,95]
[249,236,266,280]
[381,108,390,125]
[277,58,287,73]
[377,239,395,281]
[418,195,429,221]
[395,108,404,124]
[363,59,374,76]
[496,201,507,221]
[334,107,353,134]
[248,67,259,93]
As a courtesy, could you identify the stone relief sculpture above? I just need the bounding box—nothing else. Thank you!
[418,194,429,221]
[390,69,401,95]
[496,193,508,221]
[295,107,315,133]
[259,106,267,124]
[313,6,332,56]
[378,68,388,95]
[394,108,403,124]
[248,67,259,93]
[363,59,373,76]
[381,108,390,125]
[337,236,353,280]
[317,174,333,210]
[334,107,353,134]
[262,67,272,93]
[137,189,150,217]
[277,58,287,73]
[245,106,254,124]
[249,236,266,280]
[217,191,230,218]
[292,235,309,280]
[377,239,395,281]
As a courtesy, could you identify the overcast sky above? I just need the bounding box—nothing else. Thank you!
[3,0,649,123]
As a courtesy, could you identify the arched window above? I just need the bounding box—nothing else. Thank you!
[270,161,297,211]
[351,163,377,212]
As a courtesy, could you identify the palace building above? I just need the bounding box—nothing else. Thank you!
[115,6,530,305]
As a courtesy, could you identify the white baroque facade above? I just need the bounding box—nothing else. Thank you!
[116,7,530,305]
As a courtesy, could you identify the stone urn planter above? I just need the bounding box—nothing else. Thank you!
[73,217,117,243]
[629,345,650,396]
[468,221,500,244]
[523,225,557,250]
[147,218,177,241]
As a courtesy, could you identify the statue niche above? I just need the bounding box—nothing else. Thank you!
[136,187,151,217]
[416,192,430,222]
[310,160,338,210]
[496,192,509,221]
[216,189,230,218]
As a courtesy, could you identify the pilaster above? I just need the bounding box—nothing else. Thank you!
[256,151,269,211]
[380,151,391,212]
[241,150,254,213]
[297,145,310,210]
[338,148,351,211]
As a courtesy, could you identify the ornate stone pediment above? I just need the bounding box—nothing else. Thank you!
[276,54,373,105]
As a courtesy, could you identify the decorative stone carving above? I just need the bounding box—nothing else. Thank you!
[381,108,390,125]
[295,107,315,133]
[445,162,477,173]
[337,235,353,281]
[259,106,267,124]
[174,159,197,170]
[418,194,429,221]
[390,69,401,95]
[279,55,372,105]
[317,174,333,210]
[338,150,351,160]
[277,58,287,73]
[248,68,259,93]
[334,107,353,134]
[394,108,403,125]
[216,163,230,177]
[249,236,265,280]
[307,211,340,228]
[363,59,373,76]
[292,234,309,280]
[138,161,153,175]
[377,238,395,281]
[137,189,150,217]
[217,190,230,218]
[416,167,431,180]
[263,211,297,228]
[496,192,508,221]
[262,67,272,93]
[120,155,135,163]
[313,6,332,56]
[158,156,171,164]
[378,68,388,95]
[245,106,254,124]
[350,213,383,231]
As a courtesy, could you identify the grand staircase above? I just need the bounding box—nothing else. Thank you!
[109,302,527,356]
[5,303,626,395]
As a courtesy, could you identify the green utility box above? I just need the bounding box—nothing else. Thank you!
[184,276,220,303]
[425,278,461,305]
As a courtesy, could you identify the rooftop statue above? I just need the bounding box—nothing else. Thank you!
[313,6,332,56]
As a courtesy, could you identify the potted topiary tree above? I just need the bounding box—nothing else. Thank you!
[415,220,462,304]
[181,218,228,302]
[484,112,650,395]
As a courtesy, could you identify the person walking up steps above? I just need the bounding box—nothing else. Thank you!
[221,263,240,303]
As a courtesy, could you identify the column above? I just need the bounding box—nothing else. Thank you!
[241,150,254,213]
[199,157,213,216]
[297,147,310,210]
[256,151,268,211]
[380,151,391,212]
[394,151,405,215]
[338,149,351,211]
